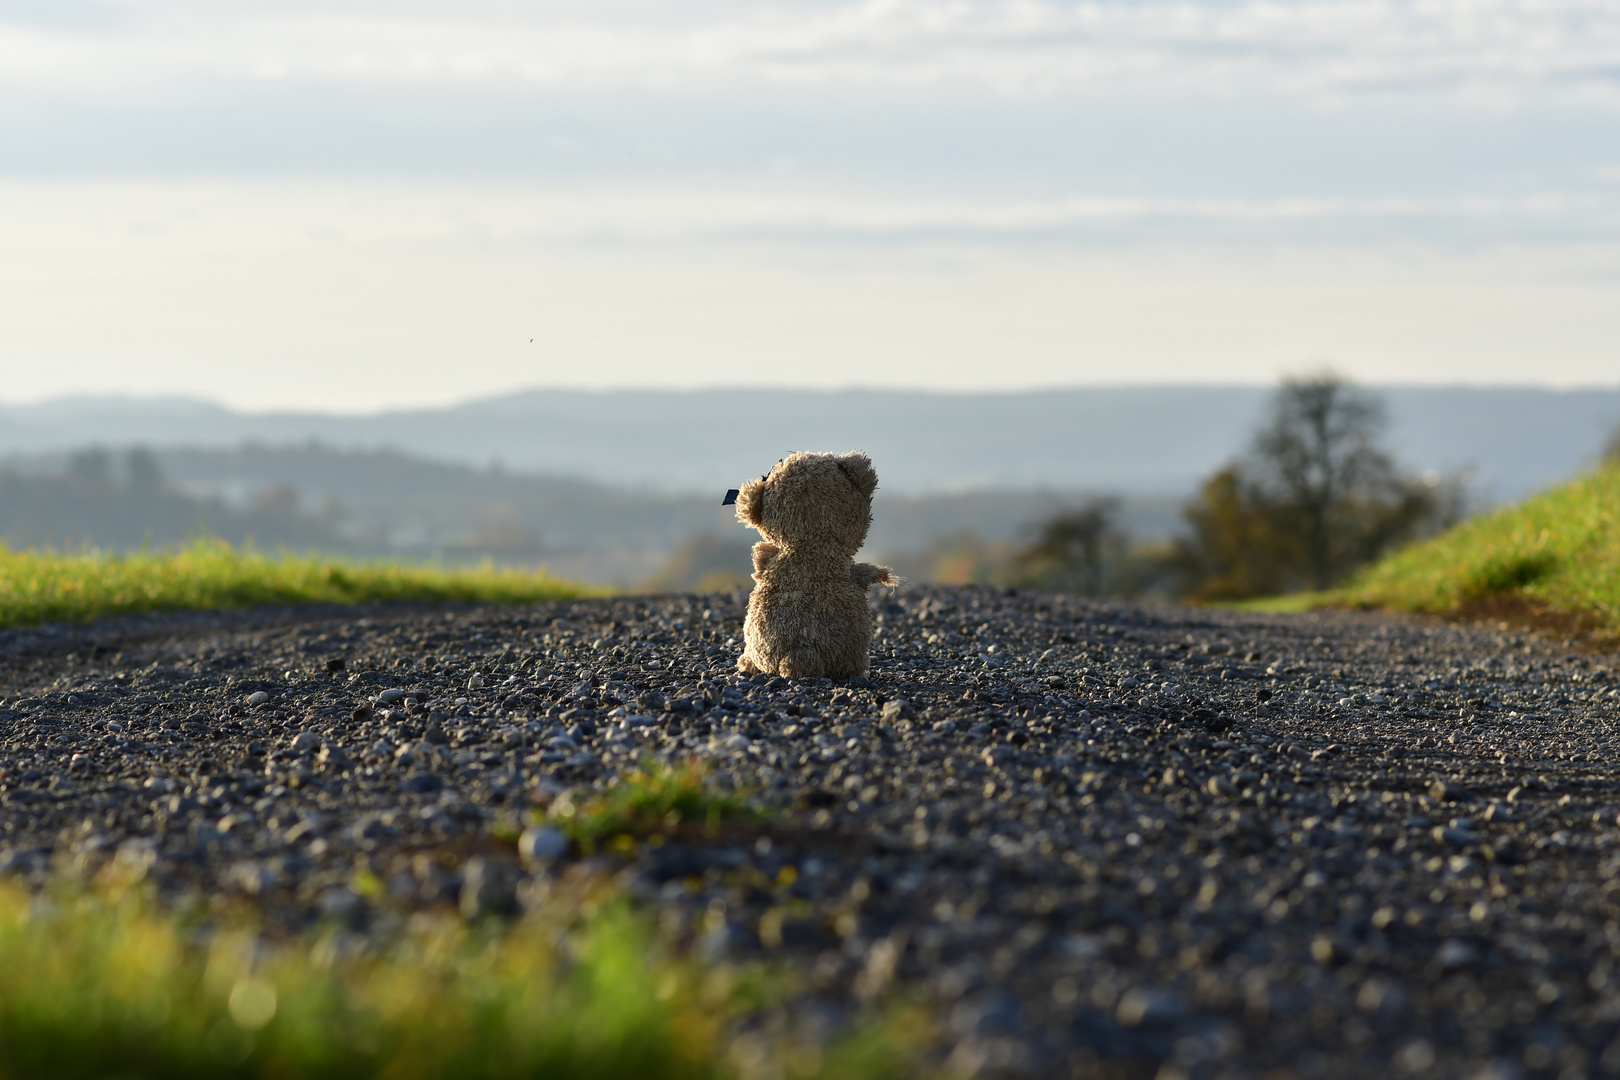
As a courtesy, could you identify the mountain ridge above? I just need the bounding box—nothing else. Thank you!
[3,385,1616,500]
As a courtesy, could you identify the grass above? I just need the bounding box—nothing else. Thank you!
[1240,464,1620,634]
[0,858,930,1080]
[0,540,591,629]
[543,764,762,854]
[1221,592,1327,614]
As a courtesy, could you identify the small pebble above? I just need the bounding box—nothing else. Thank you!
[518,826,569,864]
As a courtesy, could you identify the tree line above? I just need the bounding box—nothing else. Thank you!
[1006,373,1465,601]
[0,447,349,552]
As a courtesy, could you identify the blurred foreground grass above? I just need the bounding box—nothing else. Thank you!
[546,762,761,853]
[1240,465,1620,633]
[0,860,927,1080]
[0,541,591,629]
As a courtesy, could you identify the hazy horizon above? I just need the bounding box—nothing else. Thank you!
[3,383,1616,586]
[7,378,1620,419]
[4,385,1616,502]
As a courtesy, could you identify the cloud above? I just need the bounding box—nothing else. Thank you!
[2,2,1618,403]
[1,0,1618,104]
[2,177,1609,251]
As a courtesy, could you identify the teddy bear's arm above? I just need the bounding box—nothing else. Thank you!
[751,541,780,577]
[852,562,898,588]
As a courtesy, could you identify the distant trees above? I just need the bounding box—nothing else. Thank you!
[0,446,350,553]
[65,448,113,487]
[1007,497,1126,597]
[1171,373,1460,600]
[125,448,165,496]
[999,373,1462,603]
[64,447,167,495]
[639,534,755,594]
[885,531,1016,588]
[1602,422,1620,466]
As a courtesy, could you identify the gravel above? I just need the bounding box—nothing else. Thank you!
[4,589,1620,1077]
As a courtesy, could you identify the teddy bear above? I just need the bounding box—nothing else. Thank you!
[729,450,897,680]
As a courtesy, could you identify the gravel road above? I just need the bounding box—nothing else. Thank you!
[3,587,1620,1079]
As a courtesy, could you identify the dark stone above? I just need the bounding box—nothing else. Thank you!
[1184,708,1230,733]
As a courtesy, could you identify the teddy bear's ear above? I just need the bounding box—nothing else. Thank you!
[735,477,766,526]
[835,451,878,499]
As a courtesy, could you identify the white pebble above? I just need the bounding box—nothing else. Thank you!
[519,826,569,864]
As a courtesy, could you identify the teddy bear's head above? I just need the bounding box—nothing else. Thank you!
[734,450,878,554]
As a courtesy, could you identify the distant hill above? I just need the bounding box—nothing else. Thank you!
[0,447,349,554]
[0,443,1172,587]
[2,386,1616,501]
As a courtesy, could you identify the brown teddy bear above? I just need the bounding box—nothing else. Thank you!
[729,450,897,680]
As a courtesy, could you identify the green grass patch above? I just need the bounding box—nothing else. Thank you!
[1217,592,1330,614]
[1314,464,1620,631]
[0,864,929,1080]
[545,764,761,854]
[0,540,592,628]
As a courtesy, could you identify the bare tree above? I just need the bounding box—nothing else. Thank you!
[1172,372,1462,599]
[1010,497,1124,596]
[1251,373,1397,590]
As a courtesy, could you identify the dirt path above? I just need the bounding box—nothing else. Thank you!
[2,587,1617,1078]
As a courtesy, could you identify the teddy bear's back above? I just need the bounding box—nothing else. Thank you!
[733,449,886,681]
[743,553,873,679]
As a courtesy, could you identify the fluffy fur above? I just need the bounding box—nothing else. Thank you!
[734,450,897,680]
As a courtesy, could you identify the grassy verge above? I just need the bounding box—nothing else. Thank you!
[1335,464,1620,631]
[0,861,929,1080]
[1233,465,1620,635]
[0,541,591,629]
[1220,592,1328,614]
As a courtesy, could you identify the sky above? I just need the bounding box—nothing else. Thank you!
[2,0,1619,412]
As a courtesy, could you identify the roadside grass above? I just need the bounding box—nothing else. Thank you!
[1333,464,1620,631]
[1225,465,1620,633]
[0,540,591,629]
[543,763,762,854]
[1221,592,1327,614]
[0,858,931,1080]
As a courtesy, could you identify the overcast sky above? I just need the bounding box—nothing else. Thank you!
[2,0,1619,411]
